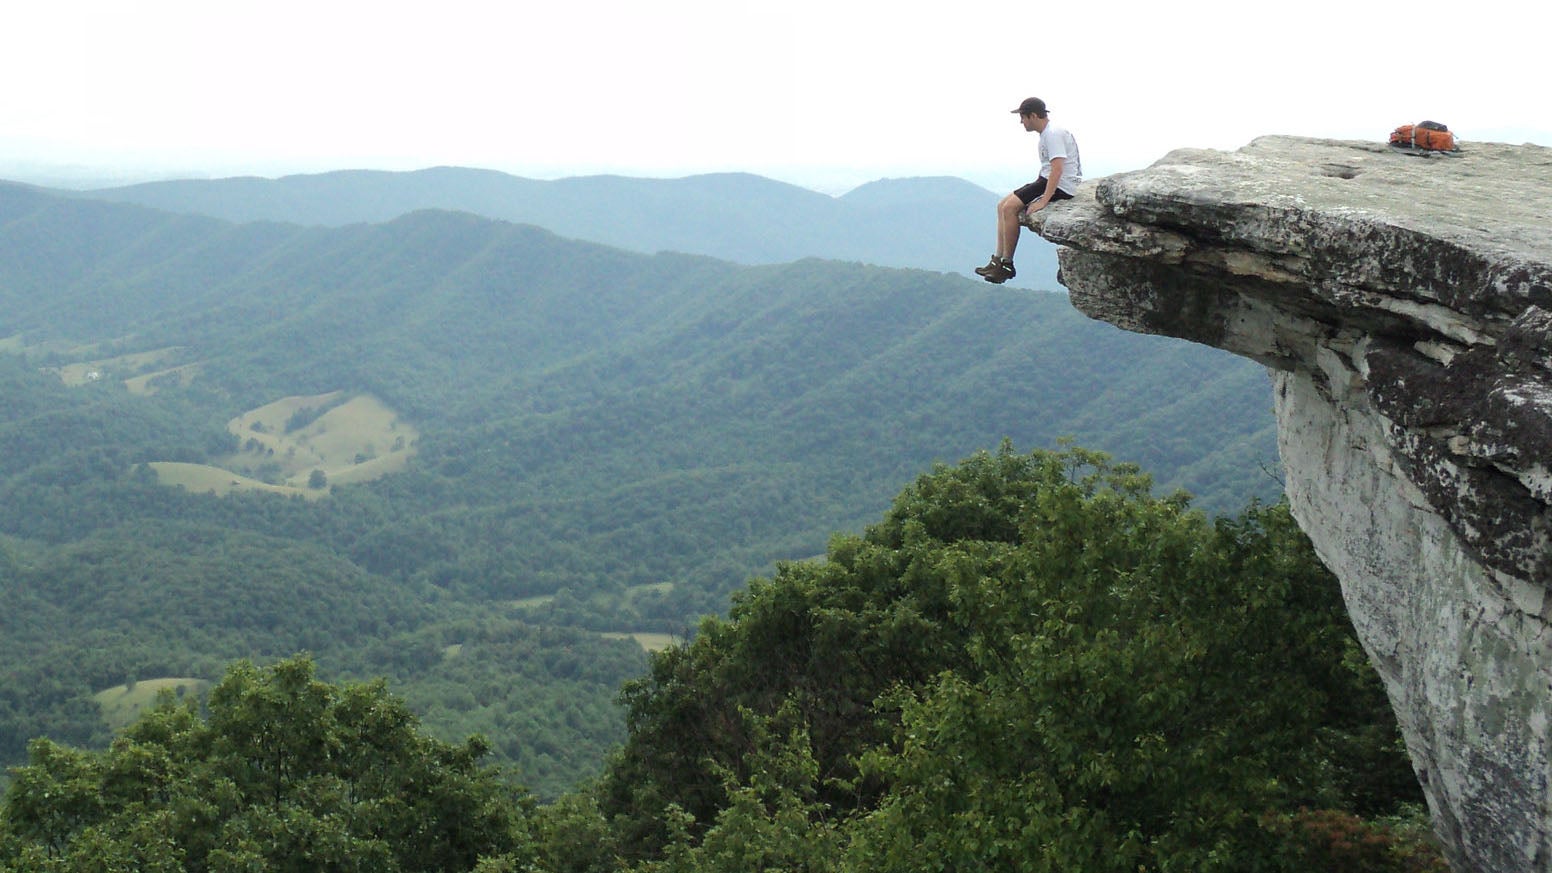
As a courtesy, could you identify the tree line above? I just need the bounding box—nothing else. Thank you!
[2,446,1445,871]
[0,186,1292,809]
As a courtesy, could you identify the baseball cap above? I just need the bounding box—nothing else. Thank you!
[1012,97,1048,115]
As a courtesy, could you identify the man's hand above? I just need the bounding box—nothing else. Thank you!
[1026,156,1065,216]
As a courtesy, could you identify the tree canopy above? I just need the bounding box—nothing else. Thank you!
[1,446,1442,871]
[0,193,1281,794]
[592,444,1431,872]
[0,655,534,872]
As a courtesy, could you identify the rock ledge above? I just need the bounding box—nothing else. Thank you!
[1031,135,1552,873]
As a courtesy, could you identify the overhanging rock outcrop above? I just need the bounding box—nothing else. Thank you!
[1030,135,1552,872]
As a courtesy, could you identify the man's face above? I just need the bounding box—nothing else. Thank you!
[1020,113,1040,132]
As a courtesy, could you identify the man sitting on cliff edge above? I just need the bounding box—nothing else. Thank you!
[976,97,1083,284]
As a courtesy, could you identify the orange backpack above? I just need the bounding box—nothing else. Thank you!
[1390,120,1457,152]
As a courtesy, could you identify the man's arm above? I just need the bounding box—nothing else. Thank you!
[1025,157,1064,214]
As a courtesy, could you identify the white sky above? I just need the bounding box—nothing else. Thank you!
[3,0,1548,194]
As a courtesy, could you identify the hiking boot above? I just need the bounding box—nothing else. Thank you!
[975,256,1015,284]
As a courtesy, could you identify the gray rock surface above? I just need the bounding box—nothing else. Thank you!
[1030,135,1552,872]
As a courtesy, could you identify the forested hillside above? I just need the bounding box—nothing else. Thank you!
[0,182,1279,797]
[71,168,1060,282]
[0,448,1441,871]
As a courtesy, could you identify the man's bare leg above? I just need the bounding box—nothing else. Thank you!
[996,192,1025,261]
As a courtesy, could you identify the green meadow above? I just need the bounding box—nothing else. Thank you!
[93,678,211,732]
[147,461,320,500]
[600,632,679,653]
[3,336,194,392]
[47,345,188,387]
[147,391,419,498]
[124,362,201,395]
[222,391,418,486]
[17,334,420,498]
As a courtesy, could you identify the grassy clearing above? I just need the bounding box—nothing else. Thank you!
[124,362,201,395]
[146,391,420,501]
[509,595,556,610]
[53,363,108,386]
[6,336,416,498]
[47,346,188,387]
[1,337,200,392]
[232,391,347,437]
[6,331,415,495]
[601,632,680,653]
[148,462,321,500]
[0,336,100,359]
[221,392,419,492]
[94,677,210,732]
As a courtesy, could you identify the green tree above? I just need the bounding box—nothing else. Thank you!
[635,705,843,873]
[841,450,1417,872]
[0,655,534,872]
[602,445,1424,870]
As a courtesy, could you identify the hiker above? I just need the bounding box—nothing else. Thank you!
[976,97,1083,284]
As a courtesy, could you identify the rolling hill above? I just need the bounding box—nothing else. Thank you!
[0,181,1278,795]
[71,167,1062,285]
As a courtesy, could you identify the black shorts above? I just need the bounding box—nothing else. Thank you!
[1014,178,1074,205]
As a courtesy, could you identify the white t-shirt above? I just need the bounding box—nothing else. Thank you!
[1038,124,1083,195]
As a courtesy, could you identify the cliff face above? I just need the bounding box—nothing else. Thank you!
[1031,136,1552,872]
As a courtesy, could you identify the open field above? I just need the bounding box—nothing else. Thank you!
[601,632,679,653]
[48,346,188,387]
[3,335,418,498]
[0,336,102,358]
[143,391,421,500]
[625,582,674,601]
[1,333,419,496]
[124,362,201,395]
[148,462,322,500]
[94,677,211,732]
[232,391,347,438]
[222,392,419,489]
[509,595,556,610]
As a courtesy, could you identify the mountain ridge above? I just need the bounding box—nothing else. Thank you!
[0,181,1278,794]
[64,166,1061,283]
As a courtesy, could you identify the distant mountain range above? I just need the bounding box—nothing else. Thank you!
[0,174,1278,794]
[0,180,1272,513]
[69,168,1061,285]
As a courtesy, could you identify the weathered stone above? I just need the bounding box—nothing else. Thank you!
[1032,135,1552,872]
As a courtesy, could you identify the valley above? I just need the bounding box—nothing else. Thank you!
[0,173,1280,798]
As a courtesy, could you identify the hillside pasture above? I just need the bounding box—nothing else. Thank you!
[601,632,679,653]
[327,450,415,485]
[148,462,321,500]
[626,582,675,601]
[124,362,201,395]
[46,346,188,387]
[215,392,419,493]
[0,336,100,359]
[292,394,415,471]
[229,391,346,457]
[509,595,556,611]
[0,336,196,391]
[11,345,417,498]
[94,677,211,732]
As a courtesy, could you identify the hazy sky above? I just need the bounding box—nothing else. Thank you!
[4,0,1548,193]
